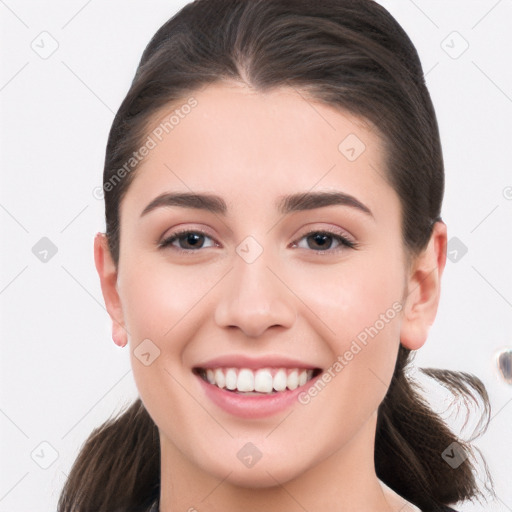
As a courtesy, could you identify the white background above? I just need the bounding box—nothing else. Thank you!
[0,1,511,510]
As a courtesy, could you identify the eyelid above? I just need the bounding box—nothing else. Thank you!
[157,224,358,253]
[291,224,357,245]
[158,226,221,251]
[292,231,357,251]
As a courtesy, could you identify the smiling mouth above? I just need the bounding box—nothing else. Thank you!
[193,367,322,394]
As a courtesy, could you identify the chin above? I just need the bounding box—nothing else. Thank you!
[220,463,305,489]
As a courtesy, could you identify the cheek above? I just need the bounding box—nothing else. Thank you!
[119,260,217,343]
[121,262,211,441]
[118,261,212,406]
[295,282,402,450]
[292,256,405,344]
[291,255,404,408]
[119,260,223,404]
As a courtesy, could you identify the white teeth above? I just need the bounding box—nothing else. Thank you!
[254,368,273,393]
[237,368,254,392]
[225,368,237,390]
[201,367,316,393]
[273,369,287,391]
[214,368,226,388]
[287,369,299,390]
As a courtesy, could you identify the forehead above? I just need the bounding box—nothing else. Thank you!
[120,80,397,220]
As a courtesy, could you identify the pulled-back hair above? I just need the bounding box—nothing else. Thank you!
[58,1,492,510]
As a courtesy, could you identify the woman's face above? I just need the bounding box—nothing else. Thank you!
[113,81,409,487]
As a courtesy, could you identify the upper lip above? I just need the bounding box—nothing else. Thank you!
[193,355,322,371]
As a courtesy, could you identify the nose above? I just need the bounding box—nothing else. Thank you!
[214,252,297,338]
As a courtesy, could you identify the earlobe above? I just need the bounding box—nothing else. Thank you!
[94,232,128,348]
[400,221,447,351]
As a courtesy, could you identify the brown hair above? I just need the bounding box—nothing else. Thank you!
[58,1,492,510]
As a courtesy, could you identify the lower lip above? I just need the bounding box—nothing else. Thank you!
[195,372,320,419]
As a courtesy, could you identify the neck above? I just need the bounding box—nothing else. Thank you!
[158,412,409,512]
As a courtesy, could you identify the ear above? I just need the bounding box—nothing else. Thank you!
[94,232,128,347]
[400,221,447,350]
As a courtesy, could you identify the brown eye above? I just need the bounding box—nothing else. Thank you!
[306,233,334,250]
[159,231,216,250]
[294,231,356,252]
[178,233,205,249]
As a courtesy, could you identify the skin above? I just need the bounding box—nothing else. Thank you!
[94,80,447,511]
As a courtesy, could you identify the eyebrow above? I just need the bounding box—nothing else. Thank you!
[140,191,373,218]
[140,192,227,217]
[277,191,373,217]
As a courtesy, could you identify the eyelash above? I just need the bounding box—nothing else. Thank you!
[158,229,218,253]
[291,230,358,252]
[158,228,358,254]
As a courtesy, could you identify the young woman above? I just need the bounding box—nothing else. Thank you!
[58,1,491,510]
